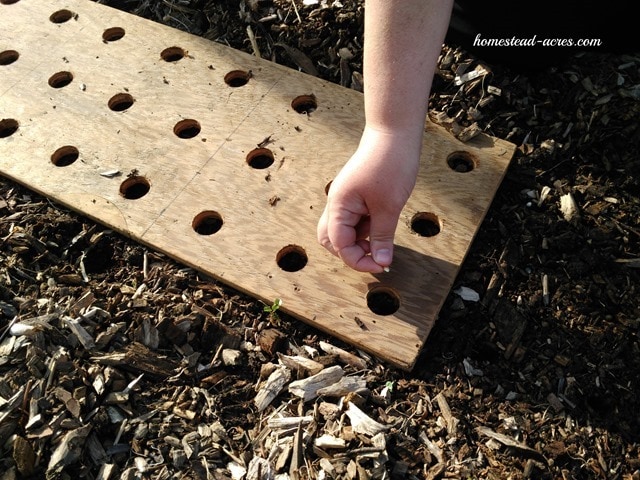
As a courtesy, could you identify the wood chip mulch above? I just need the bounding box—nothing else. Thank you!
[1,1,639,479]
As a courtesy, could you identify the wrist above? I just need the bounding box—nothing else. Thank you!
[360,124,424,158]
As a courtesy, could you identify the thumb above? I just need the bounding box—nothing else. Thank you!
[369,212,399,268]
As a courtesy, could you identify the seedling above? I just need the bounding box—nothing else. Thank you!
[379,380,394,402]
[263,298,283,324]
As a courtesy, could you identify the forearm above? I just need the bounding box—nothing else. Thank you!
[317,1,454,272]
[363,0,453,142]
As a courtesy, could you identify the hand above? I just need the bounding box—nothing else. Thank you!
[317,126,421,273]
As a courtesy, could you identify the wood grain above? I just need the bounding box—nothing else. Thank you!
[0,0,515,369]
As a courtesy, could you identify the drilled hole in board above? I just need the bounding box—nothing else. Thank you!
[50,9,75,23]
[161,46,185,62]
[291,94,317,114]
[120,176,150,200]
[0,0,21,4]
[246,148,274,169]
[410,212,441,237]
[0,119,19,138]
[174,119,201,139]
[367,286,401,316]
[103,27,125,42]
[48,71,73,88]
[447,151,477,172]
[277,245,308,272]
[108,93,134,112]
[0,50,19,66]
[192,211,223,235]
[51,146,79,167]
[224,70,251,87]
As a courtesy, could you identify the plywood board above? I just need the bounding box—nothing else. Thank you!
[0,0,515,369]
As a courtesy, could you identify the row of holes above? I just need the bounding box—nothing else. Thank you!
[1,5,316,110]
[46,145,450,237]
[2,6,316,113]
[1,54,318,113]
[0,117,473,242]
[42,142,468,240]
[1,4,314,113]
[0,117,311,170]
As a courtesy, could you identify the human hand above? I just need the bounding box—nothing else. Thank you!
[317,126,421,273]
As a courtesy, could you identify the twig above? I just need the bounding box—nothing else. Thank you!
[246,25,261,58]
[209,343,224,367]
[344,400,388,436]
[435,393,458,436]
[318,341,367,370]
[255,366,291,412]
[289,421,303,480]
[79,252,89,283]
[288,365,344,402]
[143,250,149,279]
[290,0,302,23]
[45,356,58,391]
[477,426,547,463]
[112,418,128,445]
[0,386,26,424]
[0,315,18,343]
[611,217,640,238]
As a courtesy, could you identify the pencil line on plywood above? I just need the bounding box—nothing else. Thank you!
[139,70,286,238]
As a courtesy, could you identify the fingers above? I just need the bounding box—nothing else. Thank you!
[317,208,334,253]
[368,211,399,268]
[318,201,395,273]
[337,243,384,273]
[318,204,382,273]
[316,137,414,273]
[354,216,371,241]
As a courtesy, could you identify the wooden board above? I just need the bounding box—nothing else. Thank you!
[0,0,515,370]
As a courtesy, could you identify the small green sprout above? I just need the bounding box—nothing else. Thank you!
[263,298,283,324]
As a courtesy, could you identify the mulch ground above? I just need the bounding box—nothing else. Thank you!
[1,1,639,479]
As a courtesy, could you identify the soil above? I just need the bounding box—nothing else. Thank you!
[1,1,639,479]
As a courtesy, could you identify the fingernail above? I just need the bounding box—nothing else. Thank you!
[373,248,391,266]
